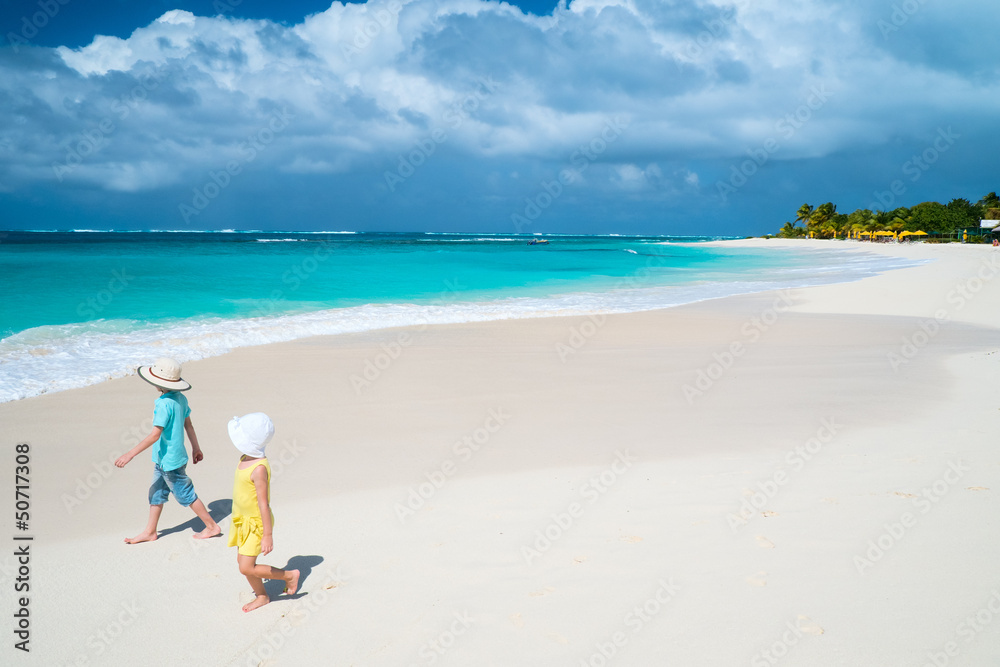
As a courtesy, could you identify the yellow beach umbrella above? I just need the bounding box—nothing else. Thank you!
[910,230,928,236]
[874,230,895,236]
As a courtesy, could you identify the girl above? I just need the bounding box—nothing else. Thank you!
[227,412,299,612]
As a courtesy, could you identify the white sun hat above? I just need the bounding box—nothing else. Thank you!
[137,358,191,391]
[228,413,275,458]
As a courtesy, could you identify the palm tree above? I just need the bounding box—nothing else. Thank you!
[796,204,814,228]
[888,214,909,234]
[778,221,805,238]
[860,211,883,241]
[976,192,1000,221]
[815,202,836,219]
[811,202,837,238]
[978,192,1000,209]
[831,213,850,239]
[848,217,867,240]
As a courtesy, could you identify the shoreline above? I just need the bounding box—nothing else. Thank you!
[2,240,999,665]
[0,238,936,404]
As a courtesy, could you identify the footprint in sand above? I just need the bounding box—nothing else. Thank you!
[755,535,775,549]
[529,586,556,597]
[547,632,569,644]
[797,615,825,635]
[620,535,643,543]
[761,511,778,518]
[967,486,989,491]
[893,491,917,498]
[510,613,525,628]
[745,571,767,587]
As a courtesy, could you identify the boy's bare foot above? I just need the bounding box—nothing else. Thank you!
[283,569,300,596]
[193,525,222,539]
[242,594,270,613]
[124,530,158,544]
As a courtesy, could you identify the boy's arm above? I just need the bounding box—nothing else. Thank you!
[115,427,164,468]
[251,465,273,555]
[185,417,203,464]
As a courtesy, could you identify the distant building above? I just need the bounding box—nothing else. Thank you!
[981,220,1000,229]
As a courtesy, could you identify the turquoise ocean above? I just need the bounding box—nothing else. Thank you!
[0,231,918,403]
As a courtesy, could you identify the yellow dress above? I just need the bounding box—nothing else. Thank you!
[227,457,272,557]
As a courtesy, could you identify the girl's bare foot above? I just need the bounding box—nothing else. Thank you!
[242,594,270,613]
[283,569,300,596]
[193,525,222,539]
[124,530,157,544]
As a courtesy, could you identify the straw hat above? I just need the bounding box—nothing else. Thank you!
[137,358,191,391]
[228,413,274,458]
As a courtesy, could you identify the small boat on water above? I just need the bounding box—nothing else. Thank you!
[527,238,549,246]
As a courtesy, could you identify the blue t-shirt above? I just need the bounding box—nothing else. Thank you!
[151,391,191,471]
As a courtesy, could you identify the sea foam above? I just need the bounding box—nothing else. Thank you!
[0,248,918,403]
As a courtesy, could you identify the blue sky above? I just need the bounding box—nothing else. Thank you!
[0,0,997,235]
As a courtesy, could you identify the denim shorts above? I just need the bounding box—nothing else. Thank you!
[148,463,198,507]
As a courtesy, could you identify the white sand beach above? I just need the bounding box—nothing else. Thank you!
[2,239,999,666]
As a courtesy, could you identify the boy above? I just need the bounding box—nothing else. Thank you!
[115,358,221,544]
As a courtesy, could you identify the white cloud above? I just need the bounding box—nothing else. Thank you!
[57,35,133,77]
[157,9,198,26]
[73,161,181,192]
[280,155,351,174]
[0,0,997,228]
[612,163,650,190]
[680,168,699,188]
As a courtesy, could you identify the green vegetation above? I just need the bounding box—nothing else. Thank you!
[776,192,999,240]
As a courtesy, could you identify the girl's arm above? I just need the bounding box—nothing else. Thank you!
[251,464,274,555]
[184,416,203,464]
[115,426,164,468]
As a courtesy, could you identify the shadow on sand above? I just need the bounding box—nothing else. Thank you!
[158,498,232,538]
[263,554,325,600]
